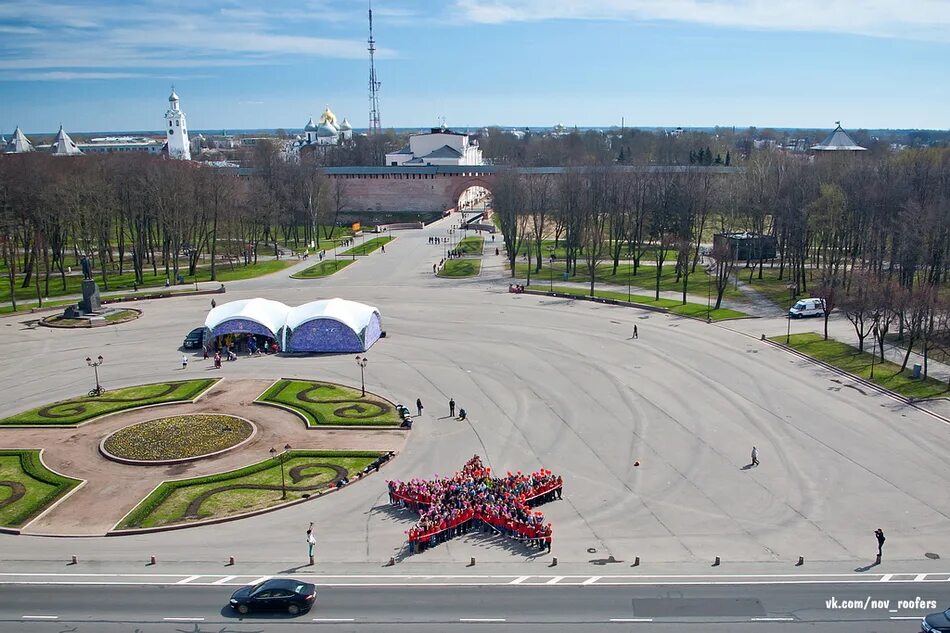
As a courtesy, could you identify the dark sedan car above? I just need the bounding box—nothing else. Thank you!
[923,607,950,632]
[182,327,206,349]
[229,578,316,615]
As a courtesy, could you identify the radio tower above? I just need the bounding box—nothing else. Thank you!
[367,1,382,139]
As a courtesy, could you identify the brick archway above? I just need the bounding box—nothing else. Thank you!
[450,175,496,209]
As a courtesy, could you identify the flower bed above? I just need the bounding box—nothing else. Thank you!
[101,414,254,463]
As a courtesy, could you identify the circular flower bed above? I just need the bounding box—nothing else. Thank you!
[100,414,255,464]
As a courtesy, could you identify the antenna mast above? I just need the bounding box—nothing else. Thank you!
[368,1,382,139]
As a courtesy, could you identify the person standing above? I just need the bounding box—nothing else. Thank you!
[211,298,216,309]
[381,243,385,253]
[307,522,316,565]
[751,446,759,467]
[449,398,456,417]
[875,528,885,562]
[181,354,188,370]
[633,324,639,339]
[416,398,424,416]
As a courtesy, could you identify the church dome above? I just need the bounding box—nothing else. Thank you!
[318,105,337,126]
[169,89,179,102]
[316,121,339,137]
[339,118,352,131]
[304,117,317,132]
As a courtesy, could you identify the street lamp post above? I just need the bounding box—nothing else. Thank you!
[85,355,104,397]
[870,324,878,379]
[355,355,368,397]
[786,284,796,344]
[706,261,711,323]
[270,444,291,499]
[549,254,555,292]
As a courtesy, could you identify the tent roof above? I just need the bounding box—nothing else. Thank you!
[811,123,866,151]
[205,298,290,335]
[285,298,379,333]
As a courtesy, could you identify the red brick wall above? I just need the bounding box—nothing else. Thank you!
[330,173,495,214]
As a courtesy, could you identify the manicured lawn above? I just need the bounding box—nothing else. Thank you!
[456,236,484,256]
[514,261,748,302]
[339,236,395,257]
[772,332,949,400]
[0,260,292,307]
[257,379,402,427]
[0,450,81,528]
[514,240,679,263]
[438,260,481,278]
[291,259,355,279]
[104,309,139,322]
[544,285,747,321]
[117,451,381,529]
[0,379,219,426]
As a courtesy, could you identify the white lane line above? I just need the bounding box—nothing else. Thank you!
[247,575,271,586]
[212,575,237,585]
[163,617,205,622]
[460,618,506,622]
[914,573,927,581]
[509,576,531,585]
[582,576,602,585]
[545,576,564,585]
[751,617,795,621]
[891,616,923,620]
[22,615,58,620]
[880,574,893,582]
[313,618,356,622]
[889,609,898,612]
[176,575,202,585]
[609,618,653,622]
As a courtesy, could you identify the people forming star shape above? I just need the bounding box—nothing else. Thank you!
[387,455,561,552]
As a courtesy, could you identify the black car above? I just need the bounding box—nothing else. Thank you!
[183,327,206,349]
[923,607,950,632]
[229,578,316,615]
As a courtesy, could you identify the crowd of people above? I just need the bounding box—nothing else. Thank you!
[387,455,561,554]
[509,284,526,293]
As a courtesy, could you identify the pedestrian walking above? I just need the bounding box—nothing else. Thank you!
[751,446,759,467]
[307,522,316,565]
[633,324,638,339]
[416,398,423,416]
[211,298,216,309]
[875,528,885,562]
[433,263,437,273]
[213,351,222,369]
[449,398,456,417]
[202,345,209,360]
[181,354,188,370]
[381,244,385,253]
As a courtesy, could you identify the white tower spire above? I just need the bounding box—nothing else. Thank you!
[165,86,191,160]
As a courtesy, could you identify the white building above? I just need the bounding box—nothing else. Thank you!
[165,88,191,160]
[385,125,482,166]
[291,106,353,154]
[79,136,164,155]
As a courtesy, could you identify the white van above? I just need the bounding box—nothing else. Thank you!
[788,297,824,318]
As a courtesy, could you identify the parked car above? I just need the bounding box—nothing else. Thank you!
[182,327,207,349]
[229,578,316,615]
[922,607,950,632]
[788,297,824,319]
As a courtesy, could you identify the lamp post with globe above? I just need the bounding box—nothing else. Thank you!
[85,355,104,397]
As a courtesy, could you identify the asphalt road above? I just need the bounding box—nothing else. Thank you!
[0,582,941,632]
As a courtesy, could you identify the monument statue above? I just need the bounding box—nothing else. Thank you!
[81,256,92,280]
[77,256,101,314]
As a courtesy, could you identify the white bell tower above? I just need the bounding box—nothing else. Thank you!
[165,87,191,160]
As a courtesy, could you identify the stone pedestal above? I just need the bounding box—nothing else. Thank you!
[79,279,101,314]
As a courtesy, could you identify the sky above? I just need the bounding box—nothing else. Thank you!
[0,0,948,134]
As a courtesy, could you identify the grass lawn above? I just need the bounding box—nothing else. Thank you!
[258,379,402,427]
[438,260,481,278]
[544,285,747,321]
[339,236,395,257]
[0,379,219,426]
[290,259,355,279]
[512,261,748,303]
[772,332,950,400]
[117,451,381,529]
[514,240,679,263]
[0,260,292,307]
[456,236,484,256]
[0,450,81,528]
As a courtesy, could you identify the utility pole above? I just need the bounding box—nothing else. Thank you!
[368,0,382,163]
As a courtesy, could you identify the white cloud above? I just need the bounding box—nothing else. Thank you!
[1,71,150,81]
[453,0,950,40]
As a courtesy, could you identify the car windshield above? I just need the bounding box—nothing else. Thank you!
[793,301,806,310]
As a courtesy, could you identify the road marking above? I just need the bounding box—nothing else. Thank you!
[510,576,530,584]
[460,618,506,622]
[880,574,893,582]
[889,609,898,612]
[248,575,271,586]
[914,573,927,581]
[545,576,564,585]
[212,575,236,585]
[21,615,58,620]
[582,576,602,585]
[609,618,653,622]
[891,616,922,620]
[313,618,355,622]
[163,617,205,622]
[751,617,795,621]
[176,575,202,584]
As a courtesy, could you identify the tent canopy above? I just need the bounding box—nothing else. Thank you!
[205,298,290,338]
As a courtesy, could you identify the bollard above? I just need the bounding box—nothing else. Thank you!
[70,555,78,565]
[470,557,476,567]
[552,557,558,566]
[632,556,640,567]
[387,557,395,567]
[227,556,235,566]
[607,555,617,563]
[797,556,804,566]
[761,334,766,340]
[713,556,720,566]
[149,555,156,565]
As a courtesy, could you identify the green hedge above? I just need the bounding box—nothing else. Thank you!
[118,450,382,529]
[0,449,81,527]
